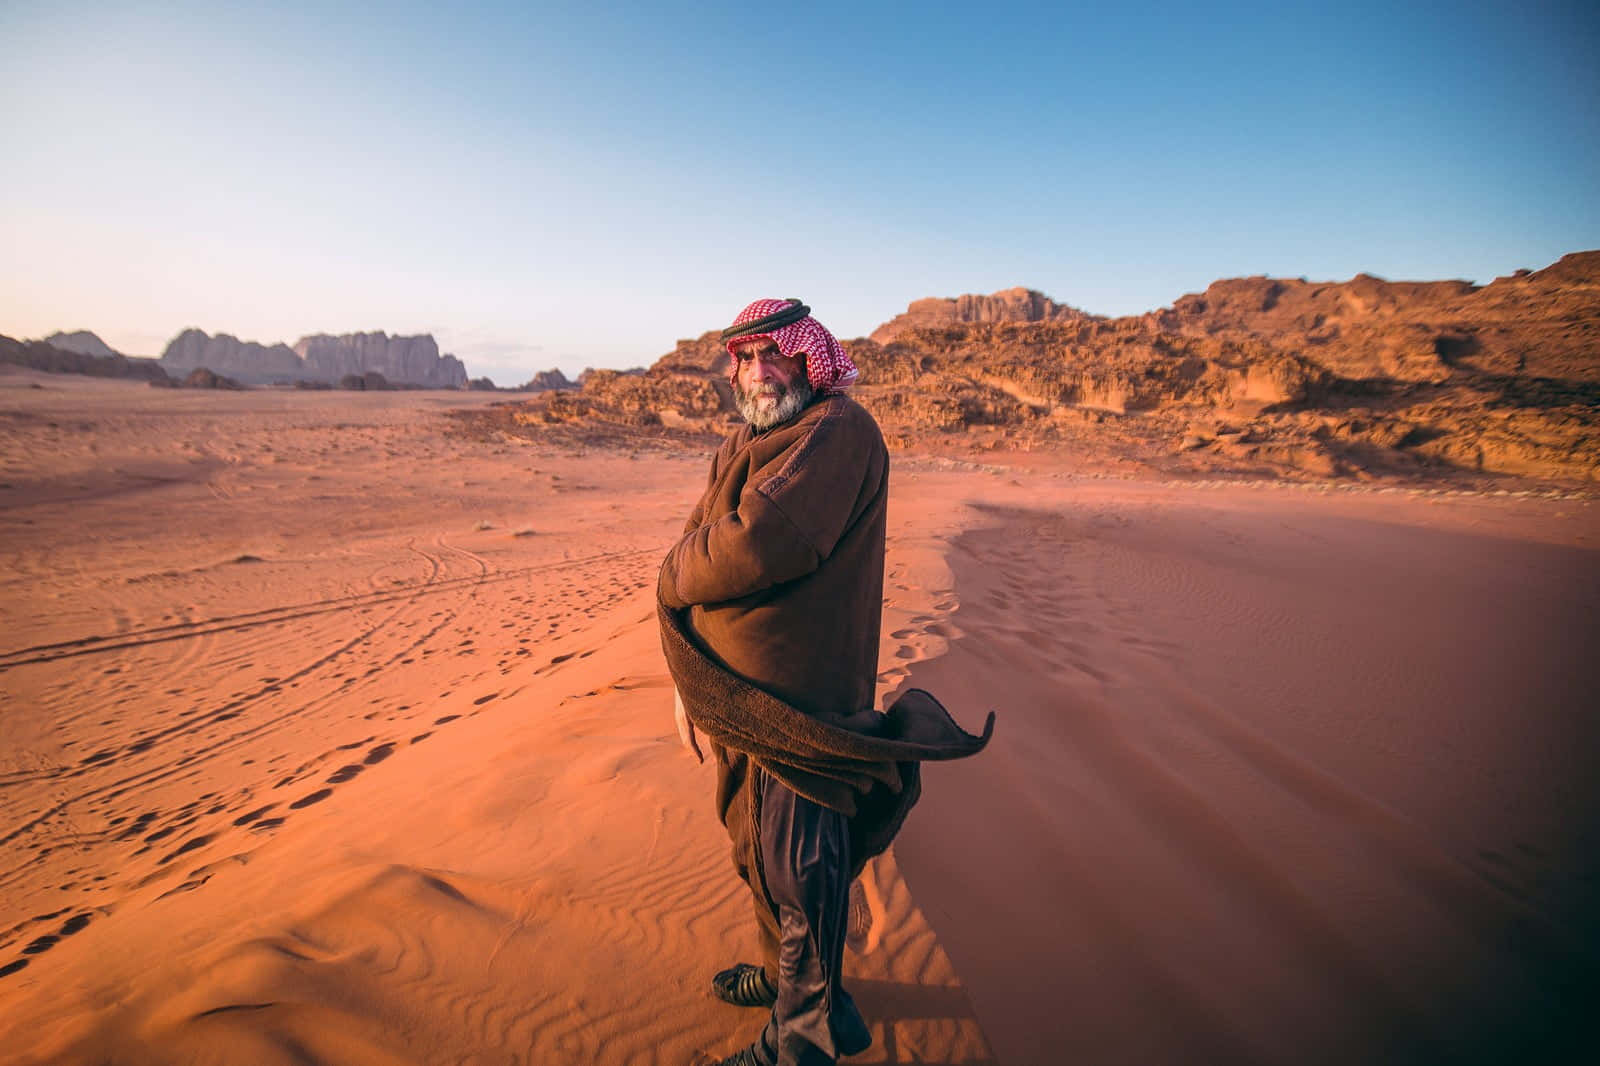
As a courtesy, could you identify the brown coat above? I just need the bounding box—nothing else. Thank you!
[658,392,889,721]
[659,394,992,969]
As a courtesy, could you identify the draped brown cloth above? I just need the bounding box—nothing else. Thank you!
[659,598,994,867]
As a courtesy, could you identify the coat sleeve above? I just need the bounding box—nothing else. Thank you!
[659,405,883,608]
[681,443,725,535]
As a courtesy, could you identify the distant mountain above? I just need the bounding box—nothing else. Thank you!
[0,335,170,382]
[293,332,467,389]
[43,330,122,358]
[161,330,303,384]
[159,329,468,388]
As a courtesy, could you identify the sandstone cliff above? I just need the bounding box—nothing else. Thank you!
[453,252,1599,486]
[518,369,576,391]
[158,329,468,387]
[160,330,304,384]
[293,332,467,389]
[870,286,1094,344]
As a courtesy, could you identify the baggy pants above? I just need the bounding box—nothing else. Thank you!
[751,766,871,1066]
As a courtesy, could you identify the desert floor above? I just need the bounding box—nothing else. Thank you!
[1,372,1596,1065]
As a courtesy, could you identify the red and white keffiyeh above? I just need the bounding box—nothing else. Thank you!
[724,299,859,394]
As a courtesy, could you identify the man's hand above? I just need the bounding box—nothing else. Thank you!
[674,686,703,763]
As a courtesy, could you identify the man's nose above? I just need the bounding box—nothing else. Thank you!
[749,358,776,381]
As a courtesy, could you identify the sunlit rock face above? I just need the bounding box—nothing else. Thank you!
[870,287,1094,345]
[459,253,1600,484]
[520,369,575,391]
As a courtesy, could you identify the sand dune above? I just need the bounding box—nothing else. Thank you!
[1,374,1595,1064]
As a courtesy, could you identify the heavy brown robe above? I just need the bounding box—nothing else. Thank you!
[659,393,992,970]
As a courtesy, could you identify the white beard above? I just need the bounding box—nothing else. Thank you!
[735,376,814,430]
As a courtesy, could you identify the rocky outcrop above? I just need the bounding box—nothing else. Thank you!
[1,335,171,382]
[650,334,730,376]
[339,371,393,391]
[43,330,121,358]
[453,252,1599,485]
[293,332,467,388]
[161,330,303,384]
[182,367,241,389]
[871,287,1095,344]
[576,366,645,387]
[1151,254,1600,385]
[518,369,576,391]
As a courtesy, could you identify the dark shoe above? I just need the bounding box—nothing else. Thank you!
[710,962,777,1008]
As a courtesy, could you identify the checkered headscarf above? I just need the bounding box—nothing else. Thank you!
[723,299,858,393]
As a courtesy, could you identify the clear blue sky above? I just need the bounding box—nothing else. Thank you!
[3,1,1596,382]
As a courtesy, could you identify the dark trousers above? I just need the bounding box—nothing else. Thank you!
[753,766,871,1066]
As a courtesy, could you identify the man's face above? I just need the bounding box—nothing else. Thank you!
[733,339,812,429]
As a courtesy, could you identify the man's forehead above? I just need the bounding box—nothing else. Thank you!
[732,338,787,355]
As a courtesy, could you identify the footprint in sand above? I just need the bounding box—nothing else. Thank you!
[288,789,331,810]
[232,804,276,826]
[158,834,214,865]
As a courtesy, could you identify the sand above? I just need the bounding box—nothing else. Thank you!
[1,372,1595,1065]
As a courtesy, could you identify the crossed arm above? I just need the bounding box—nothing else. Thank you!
[661,410,883,759]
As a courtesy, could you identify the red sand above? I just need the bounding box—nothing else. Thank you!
[1,374,1595,1064]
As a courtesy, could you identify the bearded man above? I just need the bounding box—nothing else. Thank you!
[657,299,993,1066]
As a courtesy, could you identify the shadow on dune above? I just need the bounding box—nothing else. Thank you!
[886,501,1599,1066]
[847,978,998,1065]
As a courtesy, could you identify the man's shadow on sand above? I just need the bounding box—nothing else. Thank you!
[847,977,998,1065]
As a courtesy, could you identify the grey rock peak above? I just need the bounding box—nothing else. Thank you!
[44,330,121,358]
[293,332,467,389]
[159,329,468,387]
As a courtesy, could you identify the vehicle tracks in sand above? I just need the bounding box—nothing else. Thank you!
[0,546,656,670]
[0,542,660,980]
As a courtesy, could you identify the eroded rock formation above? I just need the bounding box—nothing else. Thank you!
[455,252,1600,485]
[161,330,303,384]
[181,367,242,389]
[518,369,576,391]
[870,287,1094,345]
[294,333,466,389]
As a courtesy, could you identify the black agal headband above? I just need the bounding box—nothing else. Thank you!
[720,300,810,341]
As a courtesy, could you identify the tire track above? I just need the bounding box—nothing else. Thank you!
[0,547,655,670]
[0,545,459,850]
[0,546,652,857]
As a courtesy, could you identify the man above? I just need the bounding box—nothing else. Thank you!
[658,299,992,1066]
